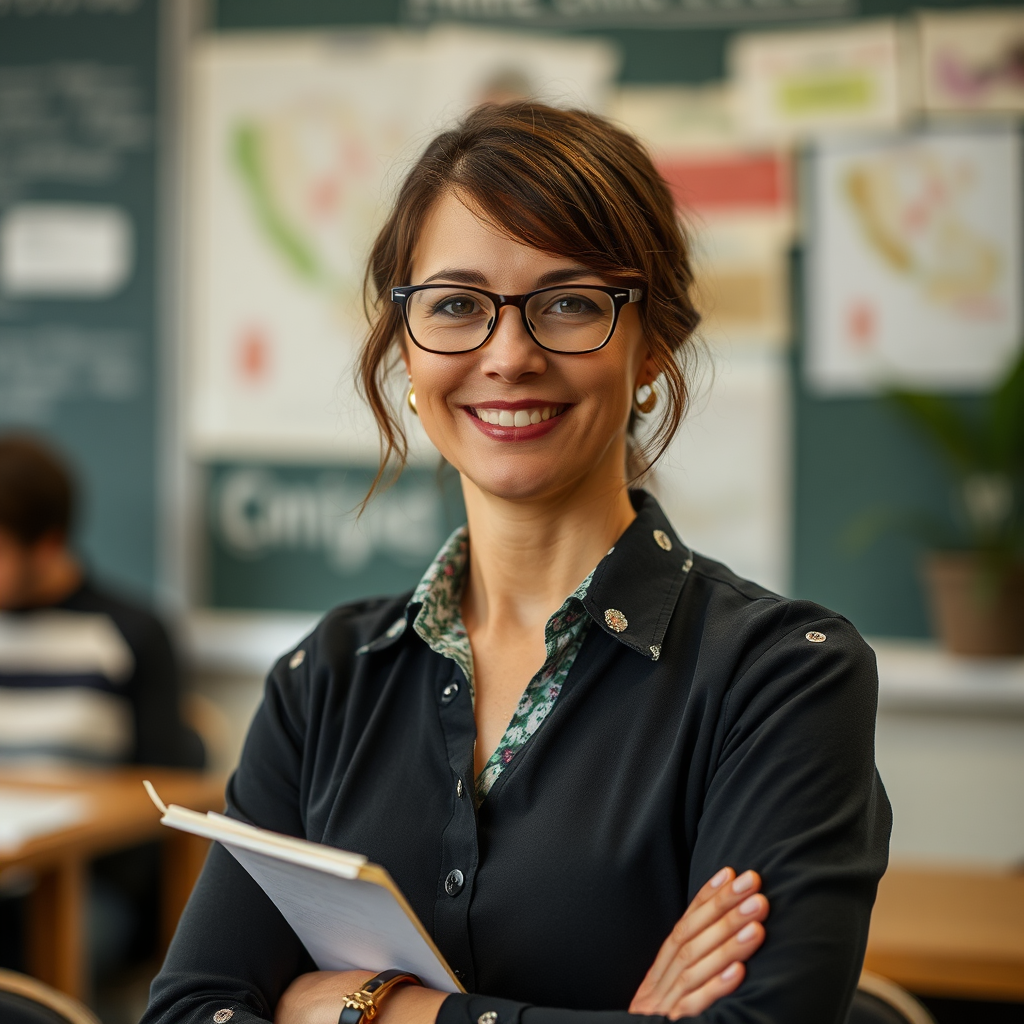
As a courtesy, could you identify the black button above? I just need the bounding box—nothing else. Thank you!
[441,682,460,705]
[444,869,464,896]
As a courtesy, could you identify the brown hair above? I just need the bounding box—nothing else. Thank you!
[0,434,75,545]
[359,101,701,499]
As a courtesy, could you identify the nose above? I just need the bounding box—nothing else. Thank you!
[477,304,548,382]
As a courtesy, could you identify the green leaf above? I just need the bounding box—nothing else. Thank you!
[987,345,1024,475]
[885,390,985,474]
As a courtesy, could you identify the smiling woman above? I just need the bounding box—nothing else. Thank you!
[143,103,890,1024]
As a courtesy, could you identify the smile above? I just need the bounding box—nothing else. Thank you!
[468,405,566,427]
[463,403,568,442]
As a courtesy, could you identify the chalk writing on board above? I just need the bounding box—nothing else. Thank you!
[0,63,150,204]
[0,327,141,423]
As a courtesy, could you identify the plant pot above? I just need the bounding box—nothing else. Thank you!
[923,552,1024,657]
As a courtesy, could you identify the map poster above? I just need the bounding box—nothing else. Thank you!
[187,28,617,460]
[729,21,910,140]
[806,128,1022,395]
[919,9,1024,114]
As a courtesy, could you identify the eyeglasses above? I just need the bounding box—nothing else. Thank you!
[391,283,643,355]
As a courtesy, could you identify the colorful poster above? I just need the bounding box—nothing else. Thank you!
[730,21,910,139]
[807,128,1022,395]
[612,85,793,348]
[919,9,1024,113]
[187,29,618,459]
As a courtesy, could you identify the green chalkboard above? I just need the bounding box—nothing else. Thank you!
[205,462,466,612]
[0,0,160,597]
[209,0,1023,635]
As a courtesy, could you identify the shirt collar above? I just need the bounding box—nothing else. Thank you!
[580,490,692,661]
[357,490,691,662]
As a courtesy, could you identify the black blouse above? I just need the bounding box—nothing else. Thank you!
[143,492,890,1024]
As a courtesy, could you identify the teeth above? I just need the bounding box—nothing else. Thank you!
[476,405,562,426]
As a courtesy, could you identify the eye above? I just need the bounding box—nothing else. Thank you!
[433,295,481,317]
[544,293,601,316]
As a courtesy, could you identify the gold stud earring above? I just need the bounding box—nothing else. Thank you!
[634,383,657,414]
[407,385,418,415]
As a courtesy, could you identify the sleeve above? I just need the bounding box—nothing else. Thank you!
[127,611,206,769]
[141,656,316,1024]
[437,614,890,1024]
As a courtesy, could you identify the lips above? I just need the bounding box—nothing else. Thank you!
[464,402,568,441]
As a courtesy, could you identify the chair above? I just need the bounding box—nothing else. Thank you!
[0,970,101,1024]
[849,971,937,1024]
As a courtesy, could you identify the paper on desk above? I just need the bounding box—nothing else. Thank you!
[0,786,90,852]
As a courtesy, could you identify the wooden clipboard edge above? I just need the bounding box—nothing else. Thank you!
[357,863,466,993]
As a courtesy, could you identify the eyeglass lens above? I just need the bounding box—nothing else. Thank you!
[404,286,616,353]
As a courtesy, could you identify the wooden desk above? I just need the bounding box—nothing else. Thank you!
[865,864,1024,1001]
[0,766,224,1001]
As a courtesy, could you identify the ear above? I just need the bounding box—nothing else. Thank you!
[399,341,412,378]
[634,347,659,390]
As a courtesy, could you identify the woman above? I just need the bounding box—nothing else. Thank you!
[144,103,889,1024]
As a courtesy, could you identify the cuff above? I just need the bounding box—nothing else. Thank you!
[438,993,527,1024]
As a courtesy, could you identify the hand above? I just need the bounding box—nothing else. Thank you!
[275,970,448,1024]
[629,868,768,1020]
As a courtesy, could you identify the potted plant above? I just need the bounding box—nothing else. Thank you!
[885,347,1024,656]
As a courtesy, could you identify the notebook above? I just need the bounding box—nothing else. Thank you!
[145,781,463,993]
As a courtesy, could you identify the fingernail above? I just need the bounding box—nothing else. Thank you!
[732,871,755,894]
[739,895,760,915]
[721,963,741,981]
[737,923,758,942]
[710,868,730,889]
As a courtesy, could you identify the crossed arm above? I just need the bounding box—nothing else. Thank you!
[276,866,769,1024]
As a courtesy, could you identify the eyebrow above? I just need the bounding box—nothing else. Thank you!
[420,265,601,289]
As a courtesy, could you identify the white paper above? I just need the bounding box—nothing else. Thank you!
[155,802,460,992]
[187,28,618,459]
[651,346,791,595]
[226,844,457,992]
[0,787,90,852]
[730,21,909,140]
[807,127,1023,394]
[0,204,132,298]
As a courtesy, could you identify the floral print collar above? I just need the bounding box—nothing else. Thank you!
[409,525,594,800]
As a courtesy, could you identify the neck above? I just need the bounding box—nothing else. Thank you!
[460,456,637,634]
[25,549,83,608]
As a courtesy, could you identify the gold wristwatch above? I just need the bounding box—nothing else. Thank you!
[338,970,422,1024]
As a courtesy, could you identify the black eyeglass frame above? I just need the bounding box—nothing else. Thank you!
[390,283,644,355]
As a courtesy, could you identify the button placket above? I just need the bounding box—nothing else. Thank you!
[433,662,479,990]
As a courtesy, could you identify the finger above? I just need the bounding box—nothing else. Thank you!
[668,962,747,1021]
[659,918,766,1013]
[642,869,750,992]
[644,872,764,1004]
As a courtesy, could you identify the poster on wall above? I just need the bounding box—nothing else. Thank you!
[919,9,1024,113]
[188,28,617,460]
[729,21,911,140]
[612,85,793,348]
[806,127,1022,395]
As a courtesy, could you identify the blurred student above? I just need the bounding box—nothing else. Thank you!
[0,434,203,768]
[0,433,203,978]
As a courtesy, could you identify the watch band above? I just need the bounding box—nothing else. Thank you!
[338,970,423,1024]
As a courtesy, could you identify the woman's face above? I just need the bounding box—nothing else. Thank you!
[403,192,655,504]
